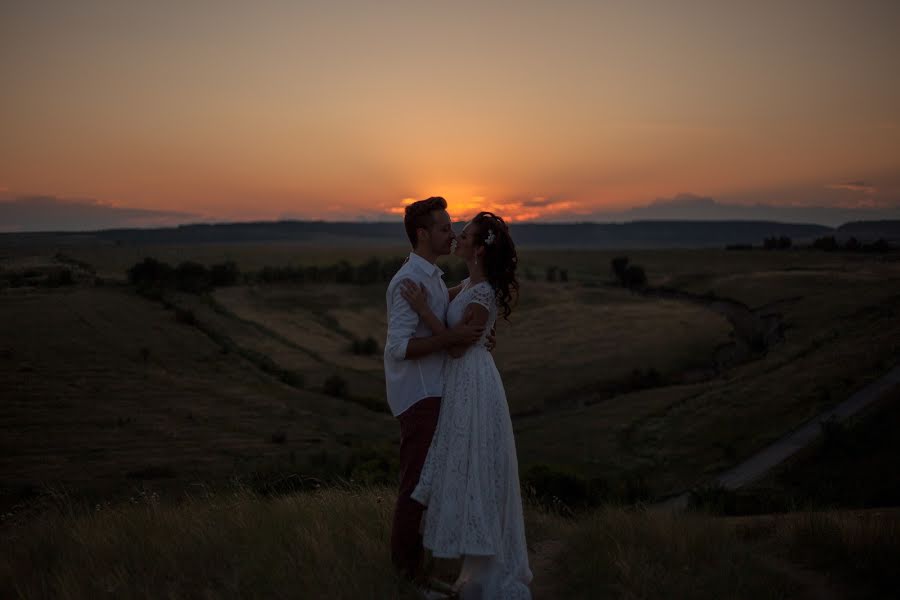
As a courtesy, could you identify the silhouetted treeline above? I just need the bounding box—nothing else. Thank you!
[725,236,895,252]
[256,257,405,285]
[812,236,893,253]
[255,257,471,286]
[0,266,76,289]
[127,255,477,291]
[544,266,569,282]
[127,258,240,294]
[763,236,793,250]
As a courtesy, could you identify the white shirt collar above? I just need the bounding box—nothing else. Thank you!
[408,252,444,278]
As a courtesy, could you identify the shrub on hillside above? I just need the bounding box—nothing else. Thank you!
[174,261,211,294]
[334,260,355,283]
[351,336,379,355]
[380,256,406,281]
[623,264,647,288]
[812,235,839,251]
[523,464,588,512]
[128,257,174,289]
[866,238,891,252]
[45,267,75,287]
[611,256,630,284]
[174,308,197,326]
[688,483,739,515]
[355,257,381,284]
[763,235,792,250]
[628,367,662,390]
[209,260,240,286]
[323,374,348,397]
[346,444,399,485]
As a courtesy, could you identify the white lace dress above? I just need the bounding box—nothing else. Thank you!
[411,280,533,599]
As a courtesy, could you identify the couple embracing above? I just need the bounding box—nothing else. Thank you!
[383,197,532,599]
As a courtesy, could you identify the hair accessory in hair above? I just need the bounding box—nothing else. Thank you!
[485,229,496,245]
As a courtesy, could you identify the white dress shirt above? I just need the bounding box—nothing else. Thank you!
[384,252,450,417]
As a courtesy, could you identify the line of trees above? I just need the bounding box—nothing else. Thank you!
[128,255,480,292]
[256,257,406,285]
[127,258,240,294]
[255,257,471,286]
[726,236,895,252]
[812,236,892,253]
[763,236,792,250]
[544,266,569,282]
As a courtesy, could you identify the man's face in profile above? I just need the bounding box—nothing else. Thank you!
[427,209,455,256]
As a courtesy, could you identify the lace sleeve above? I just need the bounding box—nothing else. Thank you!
[468,282,495,311]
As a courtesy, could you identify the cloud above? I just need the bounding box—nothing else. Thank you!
[825,181,877,194]
[520,196,566,208]
[646,193,718,208]
[0,195,202,232]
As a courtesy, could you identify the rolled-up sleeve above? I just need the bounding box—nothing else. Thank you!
[385,282,420,360]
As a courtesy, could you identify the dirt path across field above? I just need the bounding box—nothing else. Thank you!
[659,363,900,511]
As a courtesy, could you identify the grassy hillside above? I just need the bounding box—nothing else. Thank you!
[210,280,732,415]
[2,245,899,507]
[0,283,395,510]
[510,249,900,497]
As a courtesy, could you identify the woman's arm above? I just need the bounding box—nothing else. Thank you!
[448,282,465,302]
[400,280,446,334]
[447,303,489,358]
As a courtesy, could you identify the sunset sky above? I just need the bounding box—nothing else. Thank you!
[2,1,899,229]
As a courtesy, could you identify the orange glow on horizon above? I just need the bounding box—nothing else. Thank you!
[382,191,585,224]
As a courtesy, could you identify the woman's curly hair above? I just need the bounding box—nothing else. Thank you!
[471,211,518,320]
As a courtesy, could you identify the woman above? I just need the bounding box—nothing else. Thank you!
[400,211,532,599]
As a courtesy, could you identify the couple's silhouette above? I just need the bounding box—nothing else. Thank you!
[383,197,532,599]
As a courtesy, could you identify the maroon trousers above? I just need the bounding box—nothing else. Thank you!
[391,396,441,579]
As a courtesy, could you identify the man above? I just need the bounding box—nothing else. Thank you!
[384,196,485,583]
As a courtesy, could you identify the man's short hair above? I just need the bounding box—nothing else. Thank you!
[404,196,447,247]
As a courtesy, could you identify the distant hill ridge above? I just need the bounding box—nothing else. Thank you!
[836,220,900,239]
[2,219,898,248]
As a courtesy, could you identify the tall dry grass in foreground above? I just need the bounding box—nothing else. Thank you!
[779,511,900,598]
[550,507,802,600]
[3,486,898,599]
[1,486,419,600]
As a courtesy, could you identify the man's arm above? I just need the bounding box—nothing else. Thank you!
[384,281,422,361]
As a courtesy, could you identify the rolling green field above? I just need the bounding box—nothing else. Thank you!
[1,241,899,509]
